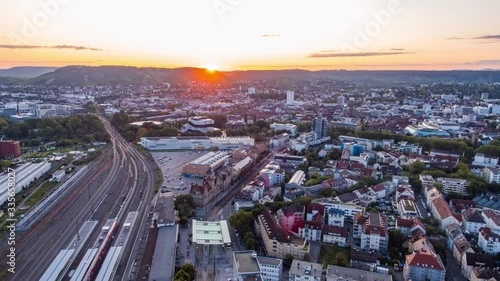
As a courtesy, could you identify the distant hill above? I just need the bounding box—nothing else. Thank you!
[0,76,22,84]
[23,66,230,86]
[12,65,500,86]
[0,66,57,78]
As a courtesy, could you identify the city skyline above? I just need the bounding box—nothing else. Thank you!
[1,0,500,70]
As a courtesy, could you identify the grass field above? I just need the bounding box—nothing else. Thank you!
[318,244,352,268]
[24,181,58,207]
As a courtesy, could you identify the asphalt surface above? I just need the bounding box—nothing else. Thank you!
[0,115,157,281]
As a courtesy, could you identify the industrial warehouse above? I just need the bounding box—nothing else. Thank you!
[140,136,255,151]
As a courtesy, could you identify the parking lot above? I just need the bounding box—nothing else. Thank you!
[152,151,208,197]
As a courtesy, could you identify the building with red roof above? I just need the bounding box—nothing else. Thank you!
[478,227,500,254]
[430,196,460,229]
[354,212,388,255]
[403,238,446,281]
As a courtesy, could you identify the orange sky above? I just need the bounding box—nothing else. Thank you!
[1,0,499,70]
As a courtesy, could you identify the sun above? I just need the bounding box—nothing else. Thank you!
[205,64,218,72]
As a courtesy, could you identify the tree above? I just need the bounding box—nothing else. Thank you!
[283,254,294,267]
[229,210,254,234]
[174,194,196,224]
[327,148,341,160]
[409,161,425,175]
[179,263,196,280]
[174,270,191,281]
[302,253,311,262]
[334,252,348,267]
[111,111,131,126]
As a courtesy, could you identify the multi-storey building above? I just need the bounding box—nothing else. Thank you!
[312,117,328,139]
[483,167,500,184]
[182,151,231,177]
[289,260,322,281]
[478,227,500,254]
[436,177,469,196]
[398,198,419,219]
[462,209,487,234]
[326,265,393,281]
[255,208,309,259]
[233,251,283,281]
[259,162,285,188]
[396,217,426,237]
[461,252,495,280]
[350,250,379,272]
[472,153,499,167]
[181,116,218,133]
[322,225,349,247]
[403,238,446,281]
[0,140,21,158]
[354,212,389,255]
[270,123,298,136]
[481,209,500,234]
[298,204,325,242]
[314,198,364,221]
[273,154,307,169]
[429,196,460,229]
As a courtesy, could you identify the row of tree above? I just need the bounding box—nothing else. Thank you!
[174,194,196,225]
[1,115,110,147]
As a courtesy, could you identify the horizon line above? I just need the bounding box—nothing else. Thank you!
[1,64,500,72]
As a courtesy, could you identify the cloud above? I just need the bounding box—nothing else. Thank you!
[390,48,405,51]
[307,50,413,58]
[355,59,500,68]
[448,34,500,41]
[0,44,104,51]
[473,35,500,40]
[260,34,281,37]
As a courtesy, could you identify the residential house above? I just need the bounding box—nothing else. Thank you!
[482,209,500,234]
[470,267,500,281]
[429,196,460,229]
[398,198,419,219]
[478,227,500,254]
[313,198,364,221]
[322,225,349,247]
[403,238,446,281]
[452,236,474,267]
[462,209,487,234]
[326,265,393,281]
[397,217,427,237]
[354,212,389,255]
[460,252,495,280]
[254,208,310,259]
[350,249,379,272]
[299,204,324,242]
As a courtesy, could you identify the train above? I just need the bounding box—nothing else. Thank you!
[70,219,118,281]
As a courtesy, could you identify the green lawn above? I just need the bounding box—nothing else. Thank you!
[319,244,352,268]
[24,181,58,207]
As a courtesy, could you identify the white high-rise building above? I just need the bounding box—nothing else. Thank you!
[286,91,295,105]
[337,96,345,106]
[248,87,256,94]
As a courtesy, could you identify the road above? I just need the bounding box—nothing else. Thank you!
[415,193,430,219]
[206,151,274,220]
[0,115,157,281]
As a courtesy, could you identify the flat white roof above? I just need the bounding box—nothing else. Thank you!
[192,220,231,245]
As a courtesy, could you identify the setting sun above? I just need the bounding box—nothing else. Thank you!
[205,64,218,72]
